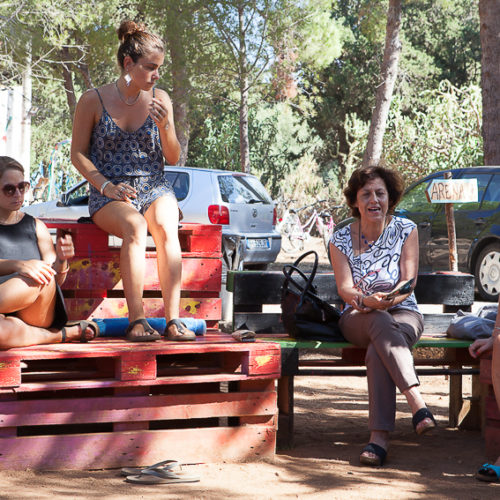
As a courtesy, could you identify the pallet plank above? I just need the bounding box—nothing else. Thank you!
[63,257,222,292]
[0,392,277,427]
[0,426,276,470]
[64,297,222,321]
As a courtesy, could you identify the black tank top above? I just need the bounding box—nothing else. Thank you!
[0,214,41,284]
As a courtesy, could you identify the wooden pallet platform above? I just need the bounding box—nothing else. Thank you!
[0,335,280,469]
[45,220,222,325]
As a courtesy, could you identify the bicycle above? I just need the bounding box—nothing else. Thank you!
[277,200,341,254]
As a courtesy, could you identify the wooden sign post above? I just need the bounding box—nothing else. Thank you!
[425,175,478,272]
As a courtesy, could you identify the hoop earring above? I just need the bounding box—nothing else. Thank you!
[124,73,132,86]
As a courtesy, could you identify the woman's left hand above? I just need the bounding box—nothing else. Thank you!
[149,97,170,130]
[351,295,372,313]
[56,233,75,261]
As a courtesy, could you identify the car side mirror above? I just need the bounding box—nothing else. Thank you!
[57,193,70,206]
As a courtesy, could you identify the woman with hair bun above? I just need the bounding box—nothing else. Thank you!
[71,20,195,342]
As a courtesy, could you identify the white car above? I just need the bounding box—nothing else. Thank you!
[23,166,281,270]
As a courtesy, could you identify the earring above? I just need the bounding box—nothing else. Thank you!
[124,73,132,86]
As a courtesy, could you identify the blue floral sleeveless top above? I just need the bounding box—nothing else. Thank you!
[331,216,420,313]
[89,89,164,177]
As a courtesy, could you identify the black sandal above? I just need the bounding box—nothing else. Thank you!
[164,319,196,341]
[62,320,100,343]
[125,319,161,342]
[412,407,437,435]
[359,443,387,466]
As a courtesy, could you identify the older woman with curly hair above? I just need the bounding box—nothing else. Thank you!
[329,165,436,467]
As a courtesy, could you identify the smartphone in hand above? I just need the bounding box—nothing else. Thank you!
[385,278,415,300]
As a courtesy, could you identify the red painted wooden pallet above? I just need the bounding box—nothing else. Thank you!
[45,220,222,326]
[0,335,280,469]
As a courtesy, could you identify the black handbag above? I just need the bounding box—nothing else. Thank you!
[281,250,344,341]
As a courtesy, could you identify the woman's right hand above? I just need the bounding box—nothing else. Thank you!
[361,292,393,311]
[15,259,56,285]
[469,337,494,358]
[102,181,137,202]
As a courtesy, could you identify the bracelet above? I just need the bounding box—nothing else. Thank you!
[56,263,70,275]
[360,294,366,307]
[100,180,112,195]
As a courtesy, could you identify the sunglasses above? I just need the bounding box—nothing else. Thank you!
[1,181,30,197]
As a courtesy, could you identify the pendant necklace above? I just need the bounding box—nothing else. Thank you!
[115,81,141,106]
[359,216,389,252]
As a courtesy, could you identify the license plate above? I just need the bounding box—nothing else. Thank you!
[247,238,270,249]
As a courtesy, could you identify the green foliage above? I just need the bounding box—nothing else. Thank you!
[188,99,325,199]
[0,0,486,205]
[384,81,483,184]
[341,81,483,186]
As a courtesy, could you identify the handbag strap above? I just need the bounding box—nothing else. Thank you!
[282,250,319,300]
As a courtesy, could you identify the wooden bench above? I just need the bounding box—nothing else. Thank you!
[227,270,481,448]
[0,221,280,470]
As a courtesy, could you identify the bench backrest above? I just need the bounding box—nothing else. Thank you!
[227,270,475,334]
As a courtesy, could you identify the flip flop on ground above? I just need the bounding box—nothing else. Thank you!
[126,463,200,484]
[120,459,180,477]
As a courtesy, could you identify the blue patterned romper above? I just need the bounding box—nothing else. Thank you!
[88,88,177,217]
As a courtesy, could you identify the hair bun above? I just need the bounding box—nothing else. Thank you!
[117,20,147,42]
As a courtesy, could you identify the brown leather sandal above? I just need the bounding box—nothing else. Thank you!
[62,320,100,343]
[125,319,161,342]
[164,319,196,341]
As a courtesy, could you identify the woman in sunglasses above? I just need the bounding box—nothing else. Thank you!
[0,156,99,348]
[330,165,435,467]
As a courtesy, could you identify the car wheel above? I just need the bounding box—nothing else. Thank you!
[475,243,500,301]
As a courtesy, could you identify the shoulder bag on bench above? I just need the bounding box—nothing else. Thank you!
[281,250,344,341]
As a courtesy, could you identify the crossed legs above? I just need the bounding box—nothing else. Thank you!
[340,308,431,462]
[0,275,92,348]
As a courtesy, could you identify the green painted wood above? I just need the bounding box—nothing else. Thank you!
[258,336,473,350]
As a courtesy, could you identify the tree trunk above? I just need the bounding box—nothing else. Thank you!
[76,62,93,90]
[165,3,192,166]
[362,0,402,167]
[479,0,500,164]
[238,4,250,173]
[60,47,76,118]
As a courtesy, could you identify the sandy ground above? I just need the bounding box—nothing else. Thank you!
[0,237,499,499]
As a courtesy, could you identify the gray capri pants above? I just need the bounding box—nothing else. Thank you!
[339,307,425,432]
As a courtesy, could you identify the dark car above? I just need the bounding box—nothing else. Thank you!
[395,166,500,301]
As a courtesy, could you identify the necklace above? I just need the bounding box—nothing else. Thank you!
[361,232,375,248]
[358,216,389,252]
[115,81,141,106]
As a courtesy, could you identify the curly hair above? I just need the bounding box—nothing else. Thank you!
[343,165,405,218]
[0,156,24,179]
[116,20,164,69]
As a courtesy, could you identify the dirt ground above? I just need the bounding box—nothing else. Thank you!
[0,237,499,499]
